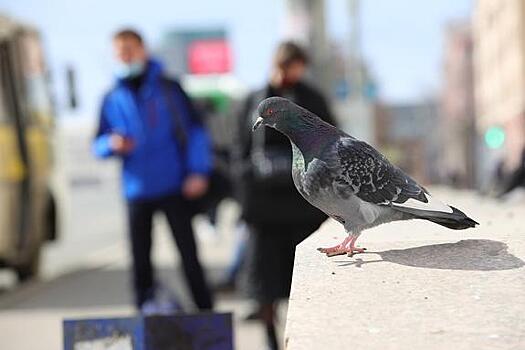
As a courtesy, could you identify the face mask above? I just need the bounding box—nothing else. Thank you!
[114,60,145,79]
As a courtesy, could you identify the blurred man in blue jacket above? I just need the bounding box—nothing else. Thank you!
[93,29,213,312]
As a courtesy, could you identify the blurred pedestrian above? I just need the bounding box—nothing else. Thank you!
[499,148,525,198]
[233,41,336,350]
[92,29,213,313]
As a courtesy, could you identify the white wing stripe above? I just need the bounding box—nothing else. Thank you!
[392,193,453,214]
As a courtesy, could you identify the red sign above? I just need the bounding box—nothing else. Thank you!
[188,40,232,74]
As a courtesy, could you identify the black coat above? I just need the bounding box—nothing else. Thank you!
[233,82,336,226]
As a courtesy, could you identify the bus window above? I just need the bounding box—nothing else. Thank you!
[19,32,53,125]
[0,43,9,123]
[0,73,7,123]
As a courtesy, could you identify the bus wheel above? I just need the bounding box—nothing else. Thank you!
[15,248,41,283]
[44,192,58,241]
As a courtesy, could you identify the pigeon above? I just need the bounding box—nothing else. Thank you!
[252,97,479,257]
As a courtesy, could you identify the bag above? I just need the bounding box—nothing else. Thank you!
[161,77,230,215]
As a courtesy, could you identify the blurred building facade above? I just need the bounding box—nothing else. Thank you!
[333,0,377,145]
[473,0,525,180]
[375,102,441,184]
[440,21,476,188]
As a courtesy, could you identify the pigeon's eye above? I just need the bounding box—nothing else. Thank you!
[266,108,274,116]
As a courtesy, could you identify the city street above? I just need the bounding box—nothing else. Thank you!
[0,121,279,349]
[0,125,523,350]
[1,1,524,349]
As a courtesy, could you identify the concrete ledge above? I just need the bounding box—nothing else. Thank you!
[285,190,525,350]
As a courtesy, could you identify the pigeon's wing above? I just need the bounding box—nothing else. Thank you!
[326,138,453,214]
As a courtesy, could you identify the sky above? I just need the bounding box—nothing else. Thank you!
[1,0,472,117]
[327,0,473,101]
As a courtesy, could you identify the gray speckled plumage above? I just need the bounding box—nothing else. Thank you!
[290,139,409,234]
[254,97,478,241]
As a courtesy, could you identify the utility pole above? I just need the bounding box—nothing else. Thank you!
[337,0,375,143]
[284,0,331,94]
[347,0,363,103]
[284,0,375,142]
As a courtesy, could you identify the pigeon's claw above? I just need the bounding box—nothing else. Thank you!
[317,246,348,257]
[317,235,366,257]
[317,246,367,257]
[347,247,366,257]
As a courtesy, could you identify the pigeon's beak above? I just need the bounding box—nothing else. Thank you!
[252,117,264,132]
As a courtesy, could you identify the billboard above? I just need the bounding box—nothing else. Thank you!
[158,28,232,76]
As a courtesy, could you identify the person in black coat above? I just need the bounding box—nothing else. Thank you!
[499,148,525,197]
[233,41,336,350]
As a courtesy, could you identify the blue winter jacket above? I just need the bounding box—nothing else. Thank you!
[93,59,212,200]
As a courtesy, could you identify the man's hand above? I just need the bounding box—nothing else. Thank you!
[182,174,209,200]
[109,134,135,155]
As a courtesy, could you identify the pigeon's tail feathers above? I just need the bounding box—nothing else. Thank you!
[422,206,479,230]
[392,198,479,230]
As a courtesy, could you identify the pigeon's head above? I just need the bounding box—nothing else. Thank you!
[252,97,301,133]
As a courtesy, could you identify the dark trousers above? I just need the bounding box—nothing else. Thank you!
[127,193,213,310]
[242,223,317,303]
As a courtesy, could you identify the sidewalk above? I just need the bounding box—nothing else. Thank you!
[0,121,274,350]
[0,205,273,350]
[285,189,525,350]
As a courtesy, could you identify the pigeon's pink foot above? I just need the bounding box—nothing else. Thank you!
[317,236,352,256]
[317,236,366,257]
[317,245,347,257]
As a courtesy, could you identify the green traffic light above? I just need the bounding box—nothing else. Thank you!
[484,127,505,149]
